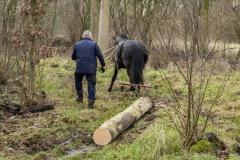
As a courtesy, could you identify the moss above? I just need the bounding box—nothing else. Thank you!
[32,152,47,160]
[190,140,212,153]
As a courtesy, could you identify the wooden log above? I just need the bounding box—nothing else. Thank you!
[93,96,153,146]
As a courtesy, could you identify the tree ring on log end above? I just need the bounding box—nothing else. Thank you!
[93,127,112,145]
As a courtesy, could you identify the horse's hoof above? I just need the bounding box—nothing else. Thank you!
[120,86,125,92]
[108,88,112,92]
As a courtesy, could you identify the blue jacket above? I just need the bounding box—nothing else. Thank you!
[72,38,105,74]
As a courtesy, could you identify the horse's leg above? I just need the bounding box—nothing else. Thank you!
[126,69,136,97]
[108,65,118,92]
[126,69,135,92]
[137,86,140,97]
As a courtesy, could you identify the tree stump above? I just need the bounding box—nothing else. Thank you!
[93,96,153,146]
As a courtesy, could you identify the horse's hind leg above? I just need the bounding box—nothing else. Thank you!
[126,69,136,97]
[126,69,135,92]
[108,66,118,92]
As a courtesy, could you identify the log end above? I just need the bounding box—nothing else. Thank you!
[93,127,112,146]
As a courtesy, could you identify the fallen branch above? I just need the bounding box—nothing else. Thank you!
[18,105,54,115]
[0,101,21,115]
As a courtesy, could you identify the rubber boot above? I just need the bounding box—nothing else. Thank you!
[88,99,95,109]
[76,90,83,103]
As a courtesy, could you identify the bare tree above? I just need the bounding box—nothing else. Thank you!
[11,0,55,107]
[98,0,111,53]
[0,0,17,85]
[90,0,101,43]
[201,0,210,56]
[154,0,233,150]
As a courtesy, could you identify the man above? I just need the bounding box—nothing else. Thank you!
[72,30,105,109]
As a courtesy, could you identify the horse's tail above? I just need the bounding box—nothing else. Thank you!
[130,42,146,85]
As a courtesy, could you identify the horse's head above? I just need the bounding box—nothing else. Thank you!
[114,33,128,46]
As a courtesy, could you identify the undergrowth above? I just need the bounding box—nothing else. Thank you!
[0,54,240,160]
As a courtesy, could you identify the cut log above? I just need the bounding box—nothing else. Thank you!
[93,96,153,146]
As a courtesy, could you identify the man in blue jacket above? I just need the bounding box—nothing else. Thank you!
[72,30,105,109]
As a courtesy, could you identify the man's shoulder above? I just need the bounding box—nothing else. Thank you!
[85,39,97,45]
[76,39,96,45]
[75,41,82,46]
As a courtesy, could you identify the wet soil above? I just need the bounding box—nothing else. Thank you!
[0,94,168,159]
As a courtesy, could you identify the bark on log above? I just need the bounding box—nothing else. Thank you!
[93,96,153,146]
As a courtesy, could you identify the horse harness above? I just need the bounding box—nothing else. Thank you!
[114,40,152,93]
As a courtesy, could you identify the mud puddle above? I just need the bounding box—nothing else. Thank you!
[64,145,97,158]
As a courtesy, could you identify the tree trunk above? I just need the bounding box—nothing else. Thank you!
[51,0,57,37]
[90,0,100,43]
[0,0,12,46]
[98,0,110,53]
[8,0,17,29]
[0,70,7,85]
[29,0,37,105]
[201,0,210,54]
[93,96,153,146]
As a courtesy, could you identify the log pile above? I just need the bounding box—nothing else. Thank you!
[93,96,153,146]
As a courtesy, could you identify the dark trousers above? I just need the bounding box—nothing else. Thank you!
[75,72,96,100]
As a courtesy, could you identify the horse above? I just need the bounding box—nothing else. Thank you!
[108,33,149,92]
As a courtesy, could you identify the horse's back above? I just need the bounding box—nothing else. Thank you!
[123,40,148,56]
[127,40,148,63]
[121,40,148,68]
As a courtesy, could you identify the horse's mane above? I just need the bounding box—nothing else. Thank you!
[119,33,128,40]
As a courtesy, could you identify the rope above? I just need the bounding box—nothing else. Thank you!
[104,47,117,60]
[102,41,125,60]
[102,45,118,54]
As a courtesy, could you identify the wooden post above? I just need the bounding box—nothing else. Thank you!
[93,96,153,145]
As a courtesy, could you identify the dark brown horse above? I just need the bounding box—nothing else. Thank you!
[108,33,149,92]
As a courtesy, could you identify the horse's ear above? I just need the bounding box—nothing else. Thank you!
[113,36,116,40]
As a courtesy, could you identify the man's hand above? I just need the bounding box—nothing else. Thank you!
[100,67,105,73]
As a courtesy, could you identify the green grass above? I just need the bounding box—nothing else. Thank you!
[1,53,240,160]
[60,124,181,160]
[190,140,212,153]
[210,42,240,56]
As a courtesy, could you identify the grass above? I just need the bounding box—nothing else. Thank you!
[210,42,240,56]
[61,124,181,160]
[0,53,240,159]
